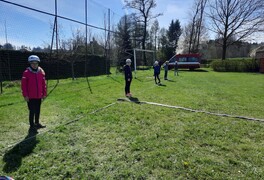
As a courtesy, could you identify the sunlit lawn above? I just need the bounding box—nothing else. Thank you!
[0,68,264,179]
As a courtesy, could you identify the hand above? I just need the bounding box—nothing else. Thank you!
[128,78,130,81]
[24,96,29,102]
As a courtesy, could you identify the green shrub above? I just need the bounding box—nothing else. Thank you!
[211,59,259,72]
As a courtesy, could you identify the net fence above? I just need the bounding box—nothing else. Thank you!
[0,0,124,93]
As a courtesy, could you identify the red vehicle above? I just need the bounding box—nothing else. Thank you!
[168,53,201,70]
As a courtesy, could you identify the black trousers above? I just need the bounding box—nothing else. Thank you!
[27,99,41,126]
[125,79,132,94]
[164,70,168,79]
[154,74,160,83]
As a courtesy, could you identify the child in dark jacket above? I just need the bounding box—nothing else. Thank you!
[163,61,169,80]
[21,55,47,130]
[153,61,161,84]
[123,59,133,97]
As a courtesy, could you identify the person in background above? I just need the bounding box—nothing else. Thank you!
[163,61,169,80]
[123,58,133,97]
[174,60,179,76]
[21,55,47,130]
[153,61,161,84]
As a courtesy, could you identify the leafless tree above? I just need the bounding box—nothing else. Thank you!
[124,0,162,64]
[150,19,159,58]
[185,0,208,54]
[207,0,264,60]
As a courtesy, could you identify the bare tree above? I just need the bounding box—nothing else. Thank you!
[208,0,264,60]
[124,0,162,64]
[185,0,208,54]
[150,19,159,59]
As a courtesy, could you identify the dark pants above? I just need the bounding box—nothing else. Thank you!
[125,79,132,94]
[27,99,41,126]
[154,74,160,84]
[174,67,178,76]
[164,70,168,79]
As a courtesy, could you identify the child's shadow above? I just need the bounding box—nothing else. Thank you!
[157,83,166,86]
[128,97,141,104]
[3,128,39,173]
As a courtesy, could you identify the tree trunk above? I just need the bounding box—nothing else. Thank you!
[222,40,227,60]
[143,19,147,65]
[71,61,75,80]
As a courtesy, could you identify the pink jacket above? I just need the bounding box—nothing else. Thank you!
[21,67,47,99]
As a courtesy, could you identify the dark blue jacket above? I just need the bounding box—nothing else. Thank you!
[153,65,160,75]
[124,65,132,80]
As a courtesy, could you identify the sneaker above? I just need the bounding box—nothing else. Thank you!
[35,123,46,129]
[126,93,130,97]
[128,93,132,97]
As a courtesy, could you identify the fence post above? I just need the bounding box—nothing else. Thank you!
[260,58,264,73]
[256,50,264,73]
[0,53,2,94]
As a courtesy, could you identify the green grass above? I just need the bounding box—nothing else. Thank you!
[1,68,264,179]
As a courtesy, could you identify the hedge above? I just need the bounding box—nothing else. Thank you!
[0,50,110,81]
[211,59,260,72]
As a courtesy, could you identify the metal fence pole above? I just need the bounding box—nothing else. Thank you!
[85,0,92,93]
[0,54,2,94]
[55,0,59,83]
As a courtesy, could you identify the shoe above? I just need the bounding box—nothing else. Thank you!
[128,93,132,97]
[126,93,130,97]
[35,123,46,129]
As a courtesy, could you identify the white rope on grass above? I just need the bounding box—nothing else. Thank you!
[0,102,117,155]
[117,98,264,122]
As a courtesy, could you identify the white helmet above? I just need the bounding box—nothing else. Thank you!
[28,55,40,62]
[126,59,132,63]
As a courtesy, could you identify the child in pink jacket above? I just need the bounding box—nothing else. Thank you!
[21,55,47,130]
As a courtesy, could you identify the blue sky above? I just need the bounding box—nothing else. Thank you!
[1,0,262,48]
[0,0,195,48]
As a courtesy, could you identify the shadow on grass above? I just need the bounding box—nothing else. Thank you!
[46,80,59,97]
[117,96,141,104]
[165,79,176,82]
[156,83,166,87]
[0,102,18,108]
[178,69,209,72]
[86,77,93,94]
[128,96,140,104]
[3,128,39,173]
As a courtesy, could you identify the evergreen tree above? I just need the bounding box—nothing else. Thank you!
[167,19,182,58]
[115,15,133,68]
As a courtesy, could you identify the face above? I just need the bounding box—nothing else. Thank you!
[30,61,39,69]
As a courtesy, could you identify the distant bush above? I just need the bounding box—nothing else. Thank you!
[211,58,260,72]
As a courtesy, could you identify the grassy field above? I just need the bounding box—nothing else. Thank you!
[0,68,264,179]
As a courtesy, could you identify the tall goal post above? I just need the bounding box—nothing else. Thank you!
[133,48,155,79]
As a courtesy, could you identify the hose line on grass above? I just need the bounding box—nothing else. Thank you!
[117,98,264,122]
